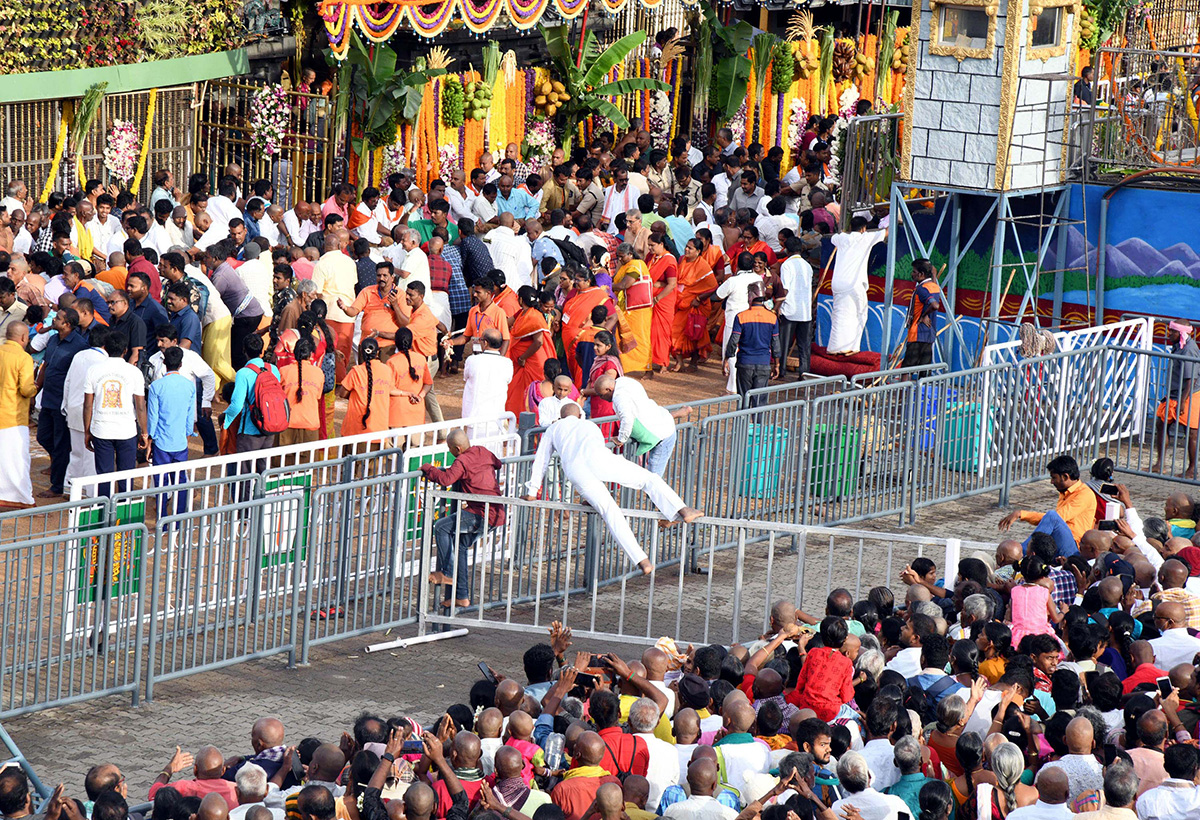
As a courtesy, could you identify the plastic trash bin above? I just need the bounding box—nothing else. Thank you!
[740,423,790,498]
[942,400,992,472]
[919,384,955,449]
[809,423,862,498]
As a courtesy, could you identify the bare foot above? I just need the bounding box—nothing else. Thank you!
[669,358,683,373]
[1182,468,1197,479]
[637,559,653,576]
[442,598,471,608]
[680,506,703,524]
[1151,461,1163,474]
[428,571,454,585]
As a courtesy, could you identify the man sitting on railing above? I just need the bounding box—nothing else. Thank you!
[420,429,506,610]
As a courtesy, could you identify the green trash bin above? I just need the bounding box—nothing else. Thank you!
[740,423,790,498]
[942,401,992,472]
[808,423,862,498]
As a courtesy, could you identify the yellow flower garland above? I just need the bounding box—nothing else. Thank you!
[129,88,158,193]
[41,111,70,203]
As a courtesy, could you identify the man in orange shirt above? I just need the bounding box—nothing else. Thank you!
[998,454,1095,559]
[446,276,510,358]
[551,732,621,820]
[97,251,129,290]
[396,280,446,423]
[338,262,401,354]
[492,270,520,321]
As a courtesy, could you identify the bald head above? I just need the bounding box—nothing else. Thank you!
[251,717,284,751]
[403,781,436,820]
[622,775,650,809]
[197,794,229,820]
[482,327,504,351]
[445,428,471,454]
[770,600,796,631]
[906,583,932,604]
[1065,716,1094,754]
[498,211,515,229]
[1157,601,1187,629]
[6,322,28,344]
[1080,529,1115,560]
[725,700,756,733]
[1035,766,1070,804]
[641,647,669,681]
[494,745,524,780]
[310,744,347,781]
[1166,492,1192,519]
[752,668,784,699]
[195,746,226,779]
[508,709,533,740]
[1166,536,1191,556]
[673,708,700,744]
[996,539,1023,565]
[560,402,582,419]
[495,679,525,715]
[1160,559,1189,590]
[576,731,606,765]
[475,707,502,738]
[687,758,720,796]
[1098,576,1124,606]
[596,783,623,819]
[1130,640,1156,667]
[451,731,482,767]
[593,374,617,400]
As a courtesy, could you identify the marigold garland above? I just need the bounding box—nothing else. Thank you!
[668,59,683,144]
[130,89,157,194]
[41,114,71,204]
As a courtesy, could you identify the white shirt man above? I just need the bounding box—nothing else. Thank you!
[311,247,359,325]
[778,252,813,324]
[715,270,763,394]
[537,396,583,427]
[87,212,121,254]
[662,794,737,820]
[611,376,675,453]
[1149,626,1200,670]
[486,225,534,289]
[716,738,771,798]
[1006,800,1074,820]
[282,207,317,245]
[884,646,923,679]
[461,337,513,441]
[149,345,216,411]
[104,228,130,260]
[399,243,431,292]
[143,220,173,258]
[447,185,476,225]
[472,194,499,226]
[601,184,637,235]
[61,341,108,491]
[1135,777,1200,820]
[238,251,275,320]
[830,753,911,820]
[12,225,32,255]
[827,227,887,355]
[633,720,678,811]
[857,738,901,790]
[206,194,241,230]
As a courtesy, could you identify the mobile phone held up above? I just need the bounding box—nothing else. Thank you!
[1157,676,1174,698]
[479,662,497,684]
[401,740,426,754]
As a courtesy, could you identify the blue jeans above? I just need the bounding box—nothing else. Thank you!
[1022,510,1080,559]
[152,444,190,520]
[93,436,137,498]
[434,509,485,601]
[644,431,677,476]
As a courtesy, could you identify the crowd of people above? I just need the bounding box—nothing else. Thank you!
[6,451,1200,820]
[0,117,905,507]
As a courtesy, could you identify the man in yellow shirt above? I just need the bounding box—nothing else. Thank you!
[998,454,1095,559]
[0,322,38,508]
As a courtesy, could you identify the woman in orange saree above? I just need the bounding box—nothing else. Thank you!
[613,243,653,375]
[671,238,719,371]
[561,267,613,384]
[506,287,554,415]
[646,232,678,373]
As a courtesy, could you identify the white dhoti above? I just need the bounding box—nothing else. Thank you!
[722,310,738,394]
[0,426,34,506]
[827,287,868,355]
[65,427,97,493]
[428,291,452,331]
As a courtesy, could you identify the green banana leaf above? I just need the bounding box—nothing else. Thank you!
[592,77,670,96]
[713,55,750,123]
[582,30,648,89]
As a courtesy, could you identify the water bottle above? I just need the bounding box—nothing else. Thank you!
[544,732,566,771]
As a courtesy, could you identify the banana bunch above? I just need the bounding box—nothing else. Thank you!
[890,33,913,71]
[853,51,875,80]
[832,38,857,82]
[795,44,819,80]
[442,74,465,128]
[1079,6,1098,50]
[534,79,571,118]
[772,40,795,93]
[464,78,493,121]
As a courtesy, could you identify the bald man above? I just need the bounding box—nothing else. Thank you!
[994,539,1024,581]
[224,717,286,781]
[1127,709,1170,796]
[420,428,506,608]
[1150,600,1200,668]
[198,793,232,820]
[524,404,702,574]
[150,745,239,805]
[713,700,770,797]
[311,230,358,381]
[460,326,513,442]
[267,743,346,808]
[591,374,692,476]
[663,757,736,820]
[432,732,485,816]
[0,321,37,508]
[1149,558,1200,629]
[1024,766,1070,812]
[1040,717,1102,804]
[551,731,621,820]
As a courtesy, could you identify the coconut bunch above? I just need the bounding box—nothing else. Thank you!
[533,79,571,118]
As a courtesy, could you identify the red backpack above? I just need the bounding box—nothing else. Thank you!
[247,363,290,434]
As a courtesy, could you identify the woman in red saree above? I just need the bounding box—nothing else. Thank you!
[671,238,720,371]
[506,287,553,415]
[581,330,624,437]
[646,232,678,373]
[561,268,613,384]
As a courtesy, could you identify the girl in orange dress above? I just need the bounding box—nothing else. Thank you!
[387,328,432,429]
[506,287,553,415]
[671,238,719,371]
[337,338,394,437]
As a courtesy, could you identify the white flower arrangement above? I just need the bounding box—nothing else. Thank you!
[249,84,290,158]
[648,90,671,146]
[788,96,809,154]
[729,99,747,146]
[524,118,556,160]
[838,86,861,119]
[103,118,139,185]
[438,143,461,175]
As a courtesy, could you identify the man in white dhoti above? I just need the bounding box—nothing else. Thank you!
[715,260,763,395]
[0,322,38,508]
[61,326,110,494]
[827,217,887,356]
[523,403,703,575]
[601,168,638,235]
[461,328,513,441]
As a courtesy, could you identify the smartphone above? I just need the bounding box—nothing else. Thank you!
[1098,520,1119,531]
[589,654,611,669]
[479,662,497,684]
[1104,745,1117,766]
[1157,676,1173,698]
[1101,483,1120,496]
[290,752,304,782]
[400,740,426,754]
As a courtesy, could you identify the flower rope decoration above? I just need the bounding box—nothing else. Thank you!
[130,88,157,193]
[249,84,290,158]
[103,118,140,187]
[648,90,671,147]
[787,96,809,155]
[438,143,461,176]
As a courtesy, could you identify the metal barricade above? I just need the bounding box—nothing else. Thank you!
[0,523,149,718]
[419,490,992,646]
[744,373,848,408]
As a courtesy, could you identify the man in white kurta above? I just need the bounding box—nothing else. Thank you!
[61,335,109,493]
[523,404,702,574]
[461,329,513,442]
[715,269,762,395]
[827,220,887,355]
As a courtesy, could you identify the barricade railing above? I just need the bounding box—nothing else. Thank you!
[419,489,993,646]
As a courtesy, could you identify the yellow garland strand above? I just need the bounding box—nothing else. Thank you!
[41,108,71,203]
[669,61,682,144]
[76,153,86,189]
[129,88,157,194]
